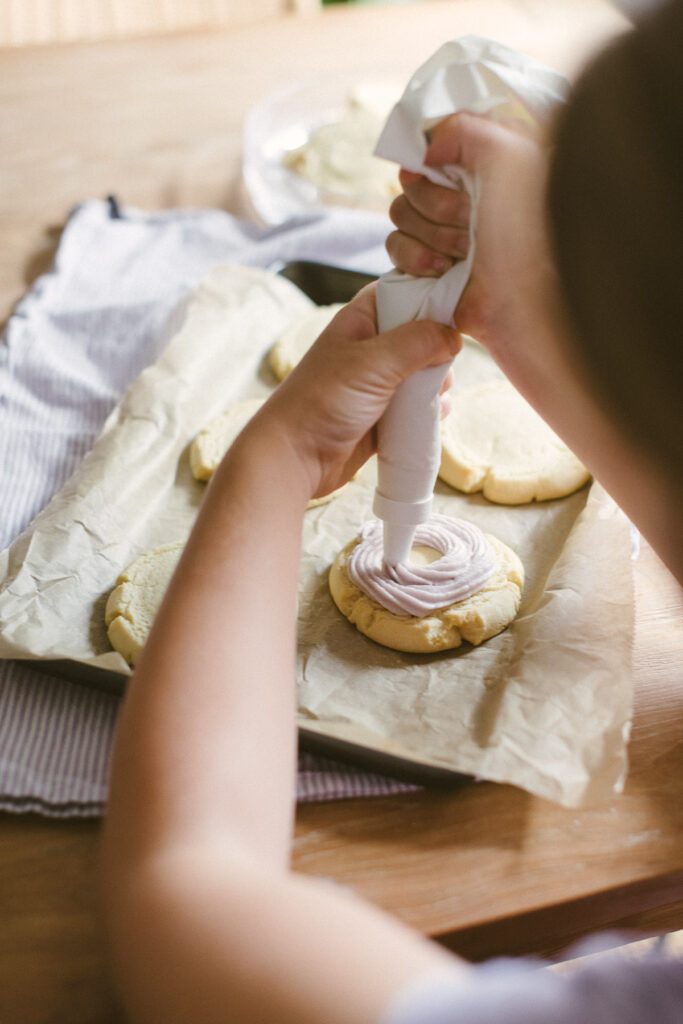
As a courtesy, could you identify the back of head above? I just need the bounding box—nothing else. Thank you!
[547,0,683,491]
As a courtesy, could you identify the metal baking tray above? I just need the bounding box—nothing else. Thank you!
[33,260,468,790]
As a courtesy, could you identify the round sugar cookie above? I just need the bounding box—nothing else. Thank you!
[329,528,524,654]
[105,541,184,666]
[190,397,347,508]
[268,304,345,381]
[440,379,590,504]
[190,397,265,482]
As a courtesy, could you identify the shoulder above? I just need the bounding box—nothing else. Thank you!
[379,952,683,1024]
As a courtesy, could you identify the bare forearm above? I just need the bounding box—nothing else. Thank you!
[105,424,311,869]
[102,300,472,1024]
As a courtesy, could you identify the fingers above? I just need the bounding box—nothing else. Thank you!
[330,283,378,340]
[336,291,462,386]
[389,192,470,261]
[372,319,461,387]
[425,112,509,173]
[385,154,471,278]
[388,173,470,274]
[397,169,471,228]
[308,288,460,383]
[318,286,462,397]
[385,229,451,277]
[386,114,533,278]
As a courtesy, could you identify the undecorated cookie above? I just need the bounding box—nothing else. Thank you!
[105,541,184,666]
[440,379,590,504]
[268,304,345,381]
[329,526,524,654]
[190,397,265,482]
[190,396,347,508]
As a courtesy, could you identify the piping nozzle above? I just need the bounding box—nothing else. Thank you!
[373,491,433,568]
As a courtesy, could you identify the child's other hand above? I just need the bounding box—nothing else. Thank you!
[253,286,459,501]
[386,112,550,355]
[387,166,471,279]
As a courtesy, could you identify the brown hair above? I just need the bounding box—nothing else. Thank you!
[547,0,683,488]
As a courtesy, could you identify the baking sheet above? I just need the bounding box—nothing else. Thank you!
[0,263,634,806]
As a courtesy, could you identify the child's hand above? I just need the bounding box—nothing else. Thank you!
[386,112,551,356]
[253,286,460,501]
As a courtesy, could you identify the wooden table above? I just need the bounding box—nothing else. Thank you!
[2,3,683,1023]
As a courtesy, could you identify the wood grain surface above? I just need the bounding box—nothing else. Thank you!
[3,3,683,1023]
[0,0,316,49]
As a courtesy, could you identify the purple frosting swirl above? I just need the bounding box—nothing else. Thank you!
[347,514,496,617]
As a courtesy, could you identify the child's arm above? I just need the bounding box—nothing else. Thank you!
[388,113,680,581]
[102,291,466,1024]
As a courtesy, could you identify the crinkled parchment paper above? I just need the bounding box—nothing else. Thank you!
[0,264,633,806]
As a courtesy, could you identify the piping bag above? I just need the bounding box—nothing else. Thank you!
[372,37,568,567]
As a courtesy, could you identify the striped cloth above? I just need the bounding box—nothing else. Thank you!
[0,198,417,816]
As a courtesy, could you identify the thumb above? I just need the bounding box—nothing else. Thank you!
[369,319,461,387]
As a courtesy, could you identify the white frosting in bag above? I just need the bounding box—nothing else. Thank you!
[347,514,496,617]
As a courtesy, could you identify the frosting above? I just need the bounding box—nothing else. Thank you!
[347,514,496,617]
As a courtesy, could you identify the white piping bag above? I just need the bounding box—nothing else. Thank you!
[372,36,568,567]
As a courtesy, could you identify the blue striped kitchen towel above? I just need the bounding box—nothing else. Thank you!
[0,198,417,816]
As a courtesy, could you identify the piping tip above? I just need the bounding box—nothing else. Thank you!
[382,522,416,569]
